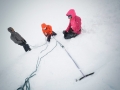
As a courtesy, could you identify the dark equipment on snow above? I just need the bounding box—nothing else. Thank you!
[53,37,94,81]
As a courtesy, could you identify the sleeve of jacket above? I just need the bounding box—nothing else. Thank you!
[16,32,25,40]
[66,22,71,32]
[73,16,81,34]
[11,36,23,44]
[48,25,53,35]
[42,29,46,35]
[11,32,24,44]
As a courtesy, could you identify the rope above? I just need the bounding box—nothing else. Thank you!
[17,41,57,90]
[29,37,47,48]
[29,42,47,48]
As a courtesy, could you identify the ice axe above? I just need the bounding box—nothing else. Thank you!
[53,36,94,81]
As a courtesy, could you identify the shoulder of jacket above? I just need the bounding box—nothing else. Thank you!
[16,32,21,35]
[47,25,52,28]
[15,32,19,34]
[10,35,13,39]
[75,16,81,19]
[13,32,18,34]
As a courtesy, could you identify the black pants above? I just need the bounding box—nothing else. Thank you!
[63,28,78,39]
[19,43,31,52]
[47,31,57,42]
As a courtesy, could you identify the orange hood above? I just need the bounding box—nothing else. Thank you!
[41,23,47,29]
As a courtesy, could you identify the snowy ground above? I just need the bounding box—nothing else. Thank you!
[0,0,120,90]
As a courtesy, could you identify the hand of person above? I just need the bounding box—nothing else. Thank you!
[22,39,26,44]
[44,32,47,36]
[71,26,75,31]
[66,31,68,33]
[45,34,48,37]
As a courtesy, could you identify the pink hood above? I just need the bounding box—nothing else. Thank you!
[66,9,76,18]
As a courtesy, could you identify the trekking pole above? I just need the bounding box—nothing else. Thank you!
[52,37,94,81]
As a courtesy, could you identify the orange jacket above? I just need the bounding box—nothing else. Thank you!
[41,23,53,36]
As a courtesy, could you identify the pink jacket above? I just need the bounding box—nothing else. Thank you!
[66,9,81,34]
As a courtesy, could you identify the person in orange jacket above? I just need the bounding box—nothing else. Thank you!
[41,23,57,42]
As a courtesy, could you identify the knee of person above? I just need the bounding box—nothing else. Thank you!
[63,30,67,34]
[63,31,65,34]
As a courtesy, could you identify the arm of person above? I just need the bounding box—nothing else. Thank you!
[42,29,48,36]
[73,16,81,34]
[66,22,71,32]
[16,32,27,43]
[11,37,23,44]
[16,32,25,40]
[48,25,53,35]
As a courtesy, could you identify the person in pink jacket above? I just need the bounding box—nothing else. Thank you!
[63,9,81,39]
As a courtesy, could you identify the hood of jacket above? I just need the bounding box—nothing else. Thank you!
[66,9,76,18]
[41,23,47,29]
[8,27,15,34]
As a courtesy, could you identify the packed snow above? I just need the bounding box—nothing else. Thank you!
[0,0,120,90]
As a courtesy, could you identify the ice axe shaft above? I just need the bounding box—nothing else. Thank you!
[53,37,94,81]
[53,37,85,76]
[64,48,85,76]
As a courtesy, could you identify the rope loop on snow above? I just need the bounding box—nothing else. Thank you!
[29,37,47,48]
[17,39,57,90]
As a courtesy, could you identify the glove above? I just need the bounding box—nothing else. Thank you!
[22,39,26,44]
[63,30,67,34]
[44,33,48,37]
[45,34,48,37]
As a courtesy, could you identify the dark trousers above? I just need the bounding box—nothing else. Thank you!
[47,31,57,42]
[19,43,31,52]
[63,28,78,39]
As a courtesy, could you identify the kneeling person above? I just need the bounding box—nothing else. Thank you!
[41,23,57,42]
[63,9,82,39]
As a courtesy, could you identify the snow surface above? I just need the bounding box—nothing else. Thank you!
[0,0,120,90]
